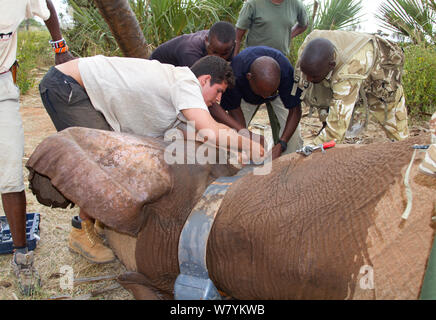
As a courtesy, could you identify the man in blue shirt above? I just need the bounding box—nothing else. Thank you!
[210,46,303,160]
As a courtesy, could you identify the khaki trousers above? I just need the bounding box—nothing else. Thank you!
[241,98,303,154]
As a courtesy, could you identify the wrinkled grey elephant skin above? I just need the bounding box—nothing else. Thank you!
[26,128,436,299]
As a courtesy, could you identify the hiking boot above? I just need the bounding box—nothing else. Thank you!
[419,145,436,176]
[68,218,115,264]
[10,251,41,295]
[94,219,106,239]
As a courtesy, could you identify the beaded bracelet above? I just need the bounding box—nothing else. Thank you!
[54,45,69,54]
[49,38,69,54]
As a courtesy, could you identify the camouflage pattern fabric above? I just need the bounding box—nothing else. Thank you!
[431,112,436,145]
[419,112,436,176]
[313,37,409,145]
[294,31,410,145]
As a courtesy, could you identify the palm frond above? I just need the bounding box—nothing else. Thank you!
[134,0,243,48]
[66,0,119,56]
[376,0,435,44]
[314,0,363,30]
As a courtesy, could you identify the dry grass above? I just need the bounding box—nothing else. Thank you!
[0,177,133,300]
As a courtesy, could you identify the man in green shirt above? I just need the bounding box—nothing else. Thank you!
[234,0,308,56]
[232,0,307,157]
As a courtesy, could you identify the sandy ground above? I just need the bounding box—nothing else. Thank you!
[0,70,430,300]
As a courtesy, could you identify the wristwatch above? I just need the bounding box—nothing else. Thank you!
[278,140,287,152]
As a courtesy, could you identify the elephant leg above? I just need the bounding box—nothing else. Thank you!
[117,272,166,300]
[105,228,137,271]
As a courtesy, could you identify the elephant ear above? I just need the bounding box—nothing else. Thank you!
[26,127,173,236]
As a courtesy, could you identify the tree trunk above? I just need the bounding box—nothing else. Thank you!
[93,0,149,59]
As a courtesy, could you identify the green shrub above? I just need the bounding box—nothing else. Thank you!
[402,44,436,116]
[65,0,243,57]
[16,28,54,95]
[288,30,309,66]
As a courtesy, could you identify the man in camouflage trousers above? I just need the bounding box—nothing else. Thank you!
[291,30,409,145]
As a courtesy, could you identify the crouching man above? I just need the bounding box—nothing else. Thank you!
[39,55,263,264]
[293,30,409,145]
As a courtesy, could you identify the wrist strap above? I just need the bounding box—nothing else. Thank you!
[278,139,287,152]
[49,38,69,54]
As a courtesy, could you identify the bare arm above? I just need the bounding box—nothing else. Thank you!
[44,0,75,65]
[228,107,247,129]
[234,28,247,57]
[271,105,302,160]
[209,103,265,147]
[181,108,264,160]
[209,102,245,130]
[291,23,308,39]
[280,105,302,143]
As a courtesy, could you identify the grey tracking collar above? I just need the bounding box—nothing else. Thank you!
[174,166,254,300]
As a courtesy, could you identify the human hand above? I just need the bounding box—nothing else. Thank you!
[249,139,265,164]
[55,51,76,65]
[239,130,266,148]
[271,143,283,160]
[250,131,265,148]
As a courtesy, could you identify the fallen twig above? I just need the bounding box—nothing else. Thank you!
[48,283,121,300]
[301,121,322,128]
[43,274,119,291]
[74,274,118,285]
[47,295,72,300]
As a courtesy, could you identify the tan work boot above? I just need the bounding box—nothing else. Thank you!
[68,218,115,264]
[11,250,41,295]
[94,219,106,239]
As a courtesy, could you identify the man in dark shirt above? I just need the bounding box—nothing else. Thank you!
[210,46,303,160]
[150,21,236,67]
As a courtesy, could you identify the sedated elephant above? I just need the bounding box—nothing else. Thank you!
[26,127,435,300]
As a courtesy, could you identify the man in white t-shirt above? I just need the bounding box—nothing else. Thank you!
[0,0,74,295]
[39,54,264,265]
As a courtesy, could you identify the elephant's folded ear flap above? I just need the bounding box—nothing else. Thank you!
[27,168,74,209]
[26,127,173,236]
